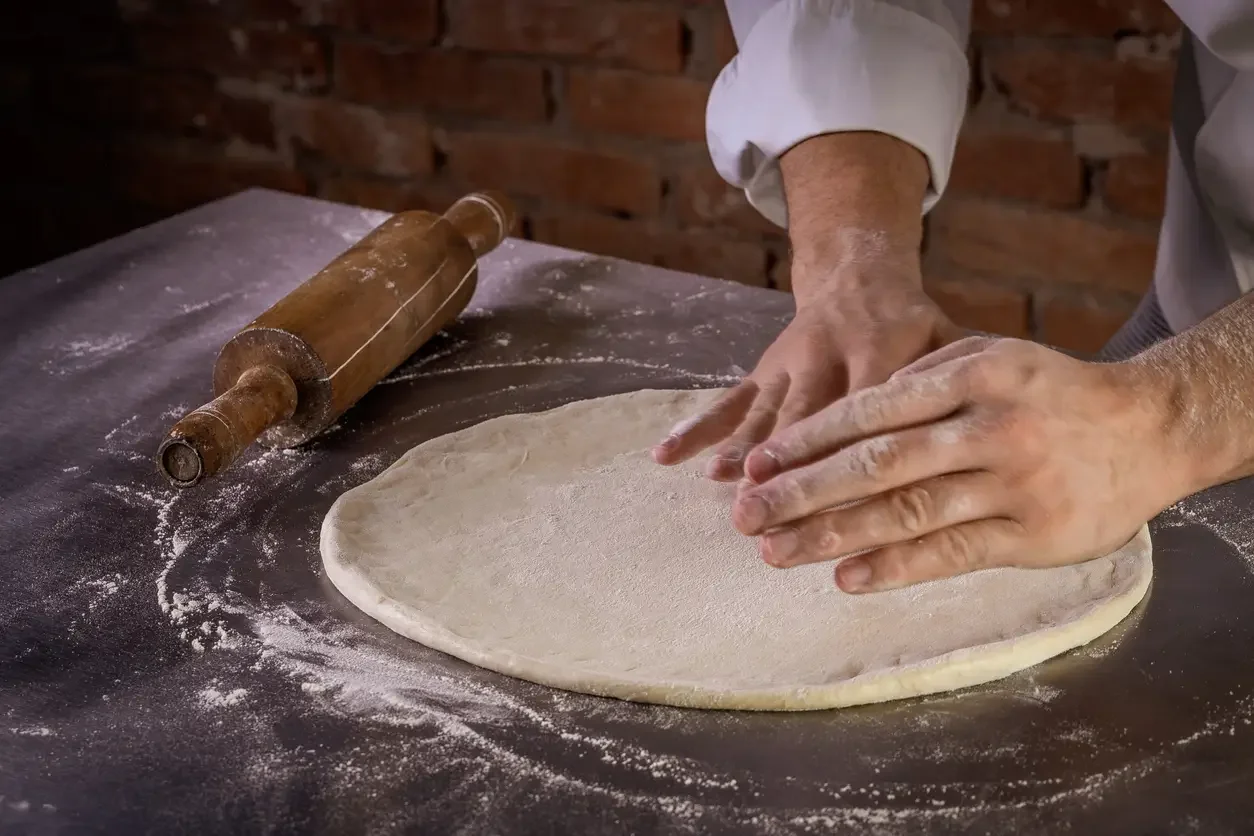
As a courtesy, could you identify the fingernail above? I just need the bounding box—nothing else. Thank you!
[719,447,745,462]
[837,559,872,592]
[658,435,679,450]
[735,496,768,533]
[763,528,799,566]
[706,452,745,480]
[748,448,783,482]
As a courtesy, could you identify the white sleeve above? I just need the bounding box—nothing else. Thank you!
[710,0,971,227]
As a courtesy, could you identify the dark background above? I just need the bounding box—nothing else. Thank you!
[2,0,1179,352]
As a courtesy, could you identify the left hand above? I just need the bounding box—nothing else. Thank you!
[651,257,961,481]
[730,337,1194,593]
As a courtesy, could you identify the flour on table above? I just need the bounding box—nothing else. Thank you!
[121,336,1251,830]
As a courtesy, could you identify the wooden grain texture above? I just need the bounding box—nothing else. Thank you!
[157,190,516,486]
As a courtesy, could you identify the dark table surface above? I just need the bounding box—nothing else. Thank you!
[4,190,1254,835]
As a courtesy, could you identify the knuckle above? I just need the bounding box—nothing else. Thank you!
[985,405,1047,468]
[954,335,993,354]
[844,390,886,435]
[887,484,934,535]
[787,471,816,505]
[846,435,898,480]
[933,526,984,573]
[770,472,810,508]
[817,527,842,553]
[956,354,1001,398]
[802,514,842,553]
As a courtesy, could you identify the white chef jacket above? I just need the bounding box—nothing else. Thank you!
[709,0,1254,334]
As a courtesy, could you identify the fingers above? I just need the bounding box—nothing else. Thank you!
[889,335,999,381]
[706,378,789,481]
[652,382,758,465]
[758,471,1001,568]
[734,419,979,535]
[743,364,968,485]
[833,517,1026,593]
[773,374,840,436]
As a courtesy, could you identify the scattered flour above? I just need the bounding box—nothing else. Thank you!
[60,334,135,359]
[179,291,236,315]
[76,304,1254,830]
[130,388,1254,831]
[43,334,137,375]
[200,686,249,708]
[72,574,126,611]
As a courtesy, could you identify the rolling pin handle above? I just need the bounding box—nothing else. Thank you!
[444,191,517,257]
[157,364,298,488]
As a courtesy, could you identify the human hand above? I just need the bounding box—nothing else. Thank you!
[651,255,961,481]
[730,337,1194,593]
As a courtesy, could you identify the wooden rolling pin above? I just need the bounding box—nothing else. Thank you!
[156,191,516,488]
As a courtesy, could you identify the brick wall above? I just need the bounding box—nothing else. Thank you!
[3,0,1178,352]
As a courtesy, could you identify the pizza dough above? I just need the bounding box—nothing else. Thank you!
[321,389,1152,711]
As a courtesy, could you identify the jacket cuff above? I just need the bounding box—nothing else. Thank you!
[707,0,970,227]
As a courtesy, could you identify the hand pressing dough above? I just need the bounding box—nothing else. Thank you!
[321,389,1152,711]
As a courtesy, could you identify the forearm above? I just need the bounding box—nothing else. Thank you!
[1128,291,1254,495]
[780,132,930,304]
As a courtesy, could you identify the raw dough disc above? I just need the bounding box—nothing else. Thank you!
[321,389,1153,711]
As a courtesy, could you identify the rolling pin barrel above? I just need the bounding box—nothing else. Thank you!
[157,191,517,488]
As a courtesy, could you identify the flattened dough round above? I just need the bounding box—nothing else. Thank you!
[321,389,1152,711]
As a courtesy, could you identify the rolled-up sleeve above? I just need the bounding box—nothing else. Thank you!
[709,0,971,227]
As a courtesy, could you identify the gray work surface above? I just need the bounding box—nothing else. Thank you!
[3,190,1254,835]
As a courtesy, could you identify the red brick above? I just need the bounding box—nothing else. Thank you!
[448,0,683,73]
[674,161,779,235]
[948,127,1085,209]
[320,176,465,214]
[923,273,1031,337]
[131,22,327,90]
[1035,292,1138,353]
[1104,151,1167,220]
[113,141,308,211]
[277,98,430,176]
[567,69,708,142]
[334,0,438,43]
[927,197,1157,294]
[972,0,1180,36]
[442,132,660,216]
[988,46,1173,129]
[335,42,547,123]
[531,211,769,286]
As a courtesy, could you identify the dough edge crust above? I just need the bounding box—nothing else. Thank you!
[321,391,1154,712]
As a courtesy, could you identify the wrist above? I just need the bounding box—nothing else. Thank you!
[782,132,928,270]
[1112,354,1214,502]
[789,243,922,310]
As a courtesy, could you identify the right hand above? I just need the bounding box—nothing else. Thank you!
[652,253,961,481]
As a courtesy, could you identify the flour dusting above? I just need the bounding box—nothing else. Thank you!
[43,334,137,375]
[200,686,249,707]
[66,264,1254,829]
[119,378,1254,831]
